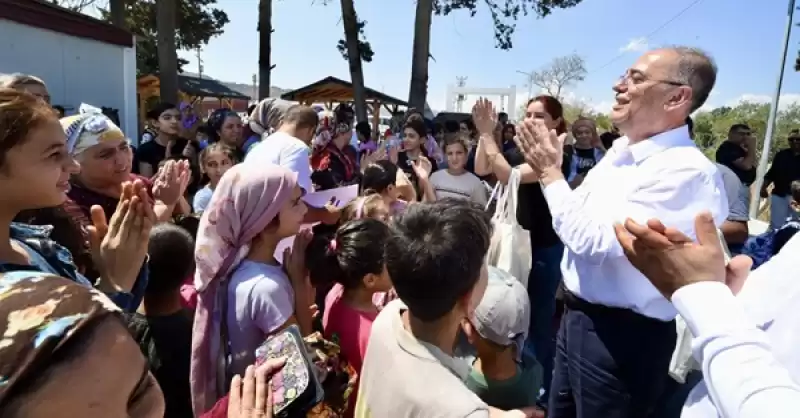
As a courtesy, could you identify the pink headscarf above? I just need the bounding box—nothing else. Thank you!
[190,163,298,415]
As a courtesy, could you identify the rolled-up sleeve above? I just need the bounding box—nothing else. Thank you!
[673,282,800,418]
[543,166,728,265]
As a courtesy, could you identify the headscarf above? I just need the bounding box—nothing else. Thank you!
[190,164,298,415]
[248,98,293,136]
[571,117,600,148]
[60,103,126,156]
[0,271,120,404]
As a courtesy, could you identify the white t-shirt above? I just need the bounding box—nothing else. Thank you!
[354,300,489,417]
[245,131,313,192]
[429,169,488,206]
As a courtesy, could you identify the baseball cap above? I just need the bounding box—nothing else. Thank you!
[472,266,531,361]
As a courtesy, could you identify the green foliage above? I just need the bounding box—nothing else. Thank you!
[336,16,375,62]
[693,101,800,164]
[98,0,230,76]
[433,0,584,50]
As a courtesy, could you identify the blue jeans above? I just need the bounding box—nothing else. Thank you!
[525,242,564,402]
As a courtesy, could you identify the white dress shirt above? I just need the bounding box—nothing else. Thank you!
[679,234,800,418]
[542,125,728,320]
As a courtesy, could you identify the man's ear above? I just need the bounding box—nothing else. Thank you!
[460,319,477,345]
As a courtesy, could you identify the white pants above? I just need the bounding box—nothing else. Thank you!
[769,194,797,230]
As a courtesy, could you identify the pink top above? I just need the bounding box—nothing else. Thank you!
[322,284,379,417]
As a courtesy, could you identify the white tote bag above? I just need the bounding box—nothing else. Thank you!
[486,168,532,288]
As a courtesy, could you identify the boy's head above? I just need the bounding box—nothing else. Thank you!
[387,199,492,323]
[444,133,470,171]
[464,267,530,361]
[146,223,195,295]
[791,180,800,213]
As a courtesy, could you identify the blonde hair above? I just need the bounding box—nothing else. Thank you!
[0,73,46,90]
[340,194,387,222]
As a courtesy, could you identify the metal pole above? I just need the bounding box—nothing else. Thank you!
[516,70,534,99]
[749,0,796,218]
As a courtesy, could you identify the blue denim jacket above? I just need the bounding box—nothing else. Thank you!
[1,222,148,312]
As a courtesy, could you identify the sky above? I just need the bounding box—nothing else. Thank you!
[172,0,800,118]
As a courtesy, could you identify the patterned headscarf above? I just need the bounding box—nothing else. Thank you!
[0,271,120,404]
[190,163,298,414]
[60,104,126,156]
[248,98,293,136]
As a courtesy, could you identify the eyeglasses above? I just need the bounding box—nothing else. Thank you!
[618,70,686,87]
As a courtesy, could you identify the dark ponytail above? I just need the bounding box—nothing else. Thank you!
[305,219,390,289]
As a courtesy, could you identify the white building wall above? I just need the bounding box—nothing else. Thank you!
[0,19,138,142]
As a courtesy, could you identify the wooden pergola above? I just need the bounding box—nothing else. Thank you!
[137,74,251,122]
[280,76,407,137]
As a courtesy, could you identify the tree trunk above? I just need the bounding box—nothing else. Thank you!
[340,0,368,122]
[257,0,272,100]
[157,0,179,104]
[408,0,433,112]
[109,0,125,28]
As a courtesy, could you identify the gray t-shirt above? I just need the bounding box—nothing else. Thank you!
[716,163,749,222]
[429,169,488,206]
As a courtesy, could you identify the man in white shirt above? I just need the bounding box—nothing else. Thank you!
[615,212,800,418]
[245,105,339,224]
[513,46,727,417]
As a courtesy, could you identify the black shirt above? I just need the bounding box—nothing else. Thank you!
[765,148,800,197]
[125,310,194,418]
[504,147,571,249]
[136,138,190,171]
[716,141,756,185]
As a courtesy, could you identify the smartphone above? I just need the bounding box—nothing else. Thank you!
[717,228,732,265]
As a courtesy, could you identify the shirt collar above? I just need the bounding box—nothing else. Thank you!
[387,300,471,380]
[612,125,694,164]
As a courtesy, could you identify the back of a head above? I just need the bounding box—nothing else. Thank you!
[282,105,319,131]
[147,223,195,295]
[339,194,386,222]
[361,160,398,194]
[0,73,45,90]
[669,46,717,113]
[355,121,371,139]
[387,199,493,321]
[306,218,390,289]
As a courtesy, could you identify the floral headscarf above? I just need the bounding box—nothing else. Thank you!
[60,103,126,156]
[248,98,293,137]
[190,164,298,415]
[0,271,120,404]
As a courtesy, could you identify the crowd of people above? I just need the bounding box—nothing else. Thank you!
[0,44,799,418]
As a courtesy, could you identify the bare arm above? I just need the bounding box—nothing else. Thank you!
[475,133,538,184]
[720,220,749,246]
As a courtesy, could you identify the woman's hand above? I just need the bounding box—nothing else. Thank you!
[89,180,156,293]
[152,160,191,206]
[359,148,386,173]
[283,230,313,287]
[472,98,498,136]
[227,359,287,418]
[411,156,433,181]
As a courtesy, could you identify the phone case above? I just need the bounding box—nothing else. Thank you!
[255,325,325,417]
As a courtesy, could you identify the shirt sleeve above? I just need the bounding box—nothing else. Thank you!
[543,165,727,265]
[249,273,295,335]
[282,144,314,193]
[672,282,800,418]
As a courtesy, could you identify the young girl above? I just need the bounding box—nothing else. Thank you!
[361,160,411,216]
[193,143,238,212]
[190,164,312,414]
[306,219,392,417]
[396,117,437,201]
[340,194,390,223]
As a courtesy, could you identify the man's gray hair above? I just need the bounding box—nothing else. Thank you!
[669,47,717,113]
[0,73,46,90]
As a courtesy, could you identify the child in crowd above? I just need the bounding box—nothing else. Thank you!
[126,223,196,418]
[361,160,409,215]
[306,218,392,417]
[190,164,313,414]
[463,267,542,410]
[429,133,488,206]
[193,142,238,212]
[340,194,391,223]
[355,199,537,417]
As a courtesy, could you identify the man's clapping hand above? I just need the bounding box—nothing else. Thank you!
[613,212,752,299]
[514,119,567,180]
